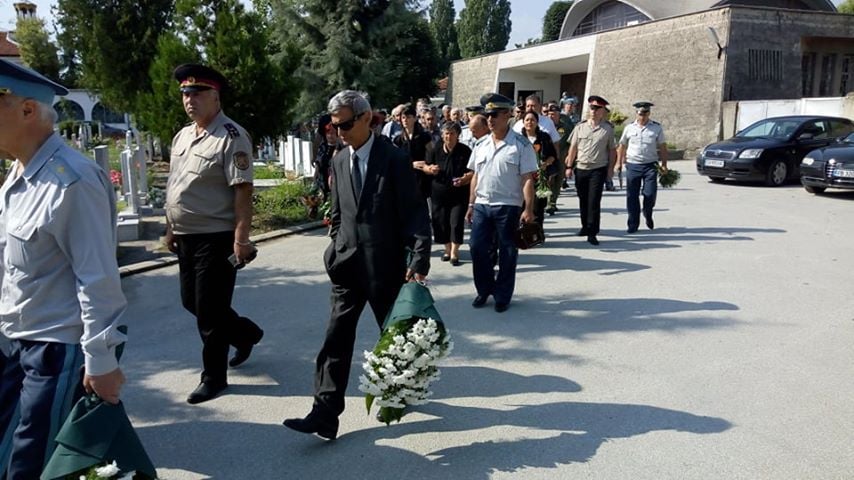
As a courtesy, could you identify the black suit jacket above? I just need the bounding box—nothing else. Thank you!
[324,135,431,294]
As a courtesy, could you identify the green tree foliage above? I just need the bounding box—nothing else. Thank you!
[542,1,572,42]
[429,0,460,75]
[270,0,440,117]
[457,0,512,58]
[15,17,61,83]
[839,0,854,14]
[55,0,173,113]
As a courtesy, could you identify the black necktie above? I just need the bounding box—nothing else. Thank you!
[351,153,362,198]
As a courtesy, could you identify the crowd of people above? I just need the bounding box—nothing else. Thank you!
[0,56,672,475]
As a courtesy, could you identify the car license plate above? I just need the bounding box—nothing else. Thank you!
[833,168,854,178]
[705,159,725,168]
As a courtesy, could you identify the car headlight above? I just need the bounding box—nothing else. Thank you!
[739,149,763,159]
[802,156,815,166]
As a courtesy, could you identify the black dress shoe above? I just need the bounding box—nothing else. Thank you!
[494,302,509,313]
[230,328,264,367]
[283,413,338,440]
[441,254,451,262]
[587,235,599,246]
[472,295,488,308]
[576,229,589,237]
[645,215,654,230]
[545,207,556,216]
[450,257,461,266]
[627,226,638,234]
[187,381,227,405]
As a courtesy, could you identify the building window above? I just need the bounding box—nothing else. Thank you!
[748,49,782,83]
[802,53,816,96]
[839,55,854,97]
[572,1,650,37]
[819,54,837,97]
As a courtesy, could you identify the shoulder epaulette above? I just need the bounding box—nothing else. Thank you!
[46,156,80,187]
[224,123,240,138]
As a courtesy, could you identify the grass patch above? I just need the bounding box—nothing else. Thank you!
[252,179,312,231]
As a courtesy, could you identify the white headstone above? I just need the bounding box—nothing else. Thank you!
[278,139,287,166]
[119,150,132,196]
[121,151,140,214]
[300,140,313,177]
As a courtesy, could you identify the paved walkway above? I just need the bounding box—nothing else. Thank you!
[118,168,854,479]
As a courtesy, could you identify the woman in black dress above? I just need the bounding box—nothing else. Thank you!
[521,111,557,225]
[425,122,472,266]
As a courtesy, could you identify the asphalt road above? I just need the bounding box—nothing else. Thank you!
[118,168,854,479]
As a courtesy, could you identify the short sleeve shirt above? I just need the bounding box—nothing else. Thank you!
[619,120,666,164]
[166,111,254,235]
[467,130,538,207]
[570,121,616,170]
[513,114,561,143]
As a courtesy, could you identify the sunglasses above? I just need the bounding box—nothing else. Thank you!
[485,110,508,118]
[331,112,365,131]
[589,104,604,111]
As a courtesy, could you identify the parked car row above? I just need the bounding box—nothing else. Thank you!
[696,115,854,193]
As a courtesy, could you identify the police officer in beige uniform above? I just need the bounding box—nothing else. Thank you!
[165,64,263,404]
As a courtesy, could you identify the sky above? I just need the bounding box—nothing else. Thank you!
[0,0,848,51]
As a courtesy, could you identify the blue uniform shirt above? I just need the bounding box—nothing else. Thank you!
[619,120,666,164]
[467,130,538,207]
[0,133,127,376]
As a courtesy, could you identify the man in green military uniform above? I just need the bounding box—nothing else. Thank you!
[547,104,574,214]
[164,64,264,404]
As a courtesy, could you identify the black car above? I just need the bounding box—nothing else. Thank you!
[800,132,854,194]
[696,115,854,186]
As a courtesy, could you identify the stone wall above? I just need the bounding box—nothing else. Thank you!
[447,54,500,108]
[588,9,731,152]
[726,8,854,101]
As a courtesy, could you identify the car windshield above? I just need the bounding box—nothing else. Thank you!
[737,119,801,139]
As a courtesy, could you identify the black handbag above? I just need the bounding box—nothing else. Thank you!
[515,222,545,249]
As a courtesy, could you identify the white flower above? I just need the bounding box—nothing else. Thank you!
[95,460,120,477]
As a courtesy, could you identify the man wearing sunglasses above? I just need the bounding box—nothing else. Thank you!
[566,95,617,246]
[465,93,538,313]
[0,59,127,478]
[284,90,431,440]
[618,101,668,233]
[165,64,264,404]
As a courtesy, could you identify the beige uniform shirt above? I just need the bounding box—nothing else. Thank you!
[570,120,615,170]
[166,111,253,235]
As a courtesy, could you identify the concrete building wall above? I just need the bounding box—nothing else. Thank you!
[725,8,854,101]
[447,54,500,108]
[588,9,731,151]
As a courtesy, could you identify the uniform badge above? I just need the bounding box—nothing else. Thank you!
[224,123,240,138]
[233,151,250,170]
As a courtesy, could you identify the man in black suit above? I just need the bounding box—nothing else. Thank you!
[283,90,431,440]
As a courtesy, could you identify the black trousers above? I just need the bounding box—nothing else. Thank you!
[574,166,608,235]
[177,231,262,385]
[313,277,403,417]
[430,187,468,245]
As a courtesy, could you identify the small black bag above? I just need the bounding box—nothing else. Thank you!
[515,222,545,249]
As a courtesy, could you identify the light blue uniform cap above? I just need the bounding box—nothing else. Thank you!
[0,58,68,104]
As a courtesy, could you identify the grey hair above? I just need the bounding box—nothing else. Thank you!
[451,107,463,117]
[37,101,59,125]
[328,90,372,116]
[440,121,461,135]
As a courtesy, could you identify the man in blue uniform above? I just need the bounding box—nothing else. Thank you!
[0,59,127,479]
[466,93,537,313]
[618,101,668,232]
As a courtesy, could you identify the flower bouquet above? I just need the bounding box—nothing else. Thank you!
[71,461,136,479]
[358,282,453,425]
[658,163,681,188]
[532,144,552,200]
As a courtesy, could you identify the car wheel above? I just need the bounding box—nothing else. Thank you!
[765,160,788,187]
[804,185,826,194]
[709,176,725,183]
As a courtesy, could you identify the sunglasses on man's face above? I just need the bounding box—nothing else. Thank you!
[485,110,508,119]
[331,112,365,131]
[589,104,604,111]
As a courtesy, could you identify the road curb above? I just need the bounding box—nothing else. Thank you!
[119,220,327,277]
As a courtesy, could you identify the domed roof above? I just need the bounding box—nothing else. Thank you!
[558,0,837,39]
